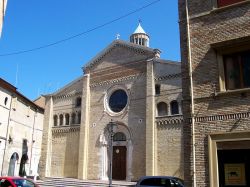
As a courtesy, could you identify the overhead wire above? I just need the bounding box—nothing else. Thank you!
[0,0,161,57]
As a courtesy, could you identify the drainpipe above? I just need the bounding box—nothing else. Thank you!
[185,0,196,186]
[1,95,13,176]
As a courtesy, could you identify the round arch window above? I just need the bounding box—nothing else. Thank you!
[108,89,128,113]
[113,132,126,142]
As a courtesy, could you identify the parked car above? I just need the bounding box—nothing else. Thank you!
[0,177,39,187]
[136,176,184,187]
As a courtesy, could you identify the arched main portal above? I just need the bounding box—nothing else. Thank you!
[8,152,19,176]
[100,122,133,181]
[112,132,127,180]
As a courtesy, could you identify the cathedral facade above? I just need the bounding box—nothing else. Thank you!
[39,24,183,181]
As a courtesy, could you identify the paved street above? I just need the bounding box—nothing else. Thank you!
[36,177,136,187]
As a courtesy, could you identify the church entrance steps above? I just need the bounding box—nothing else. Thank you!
[36,177,136,187]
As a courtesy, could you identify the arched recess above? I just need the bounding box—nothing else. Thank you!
[71,113,76,125]
[75,97,82,107]
[19,154,28,177]
[99,122,133,181]
[65,113,70,125]
[53,115,58,126]
[59,114,63,126]
[8,152,19,176]
[77,112,81,124]
[157,102,168,116]
[170,100,179,115]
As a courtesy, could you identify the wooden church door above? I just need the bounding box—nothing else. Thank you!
[112,146,127,180]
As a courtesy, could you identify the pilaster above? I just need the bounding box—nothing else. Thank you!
[39,96,53,178]
[146,60,157,175]
[78,74,90,179]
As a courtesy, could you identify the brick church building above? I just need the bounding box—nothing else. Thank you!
[39,23,184,181]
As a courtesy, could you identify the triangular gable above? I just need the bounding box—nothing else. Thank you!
[83,39,160,73]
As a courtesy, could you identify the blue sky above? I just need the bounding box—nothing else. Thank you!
[0,0,180,100]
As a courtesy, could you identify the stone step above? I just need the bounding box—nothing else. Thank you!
[36,177,136,187]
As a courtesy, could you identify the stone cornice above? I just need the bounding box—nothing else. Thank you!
[193,111,250,123]
[156,115,184,126]
[90,73,145,88]
[52,126,80,134]
[155,73,181,81]
[53,92,82,100]
[83,40,156,73]
[114,41,153,55]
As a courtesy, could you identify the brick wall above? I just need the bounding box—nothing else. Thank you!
[157,124,183,178]
[51,130,79,178]
[179,0,250,186]
[87,61,147,180]
[40,41,183,181]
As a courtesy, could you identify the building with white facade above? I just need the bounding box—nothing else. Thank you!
[0,78,44,178]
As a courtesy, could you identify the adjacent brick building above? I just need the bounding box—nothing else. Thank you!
[179,0,250,186]
[39,23,184,181]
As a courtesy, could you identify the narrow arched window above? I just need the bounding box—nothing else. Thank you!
[142,39,145,46]
[65,113,70,125]
[76,97,82,107]
[71,113,76,125]
[4,97,8,105]
[170,100,179,115]
[77,112,81,124]
[22,139,28,154]
[157,102,168,116]
[135,38,138,44]
[59,114,63,126]
[113,132,126,141]
[53,115,58,126]
[155,84,161,95]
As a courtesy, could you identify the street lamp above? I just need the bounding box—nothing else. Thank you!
[106,120,117,187]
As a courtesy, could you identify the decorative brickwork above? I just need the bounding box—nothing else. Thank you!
[53,92,82,100]
[156,115,183,126]
[52,126,80,134]
[194,111,250,122]
[90,73,144,88]
[40,38,183,181]
[155,73,182,81]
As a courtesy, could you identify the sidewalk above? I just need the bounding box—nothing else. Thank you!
[36,177,136,187]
